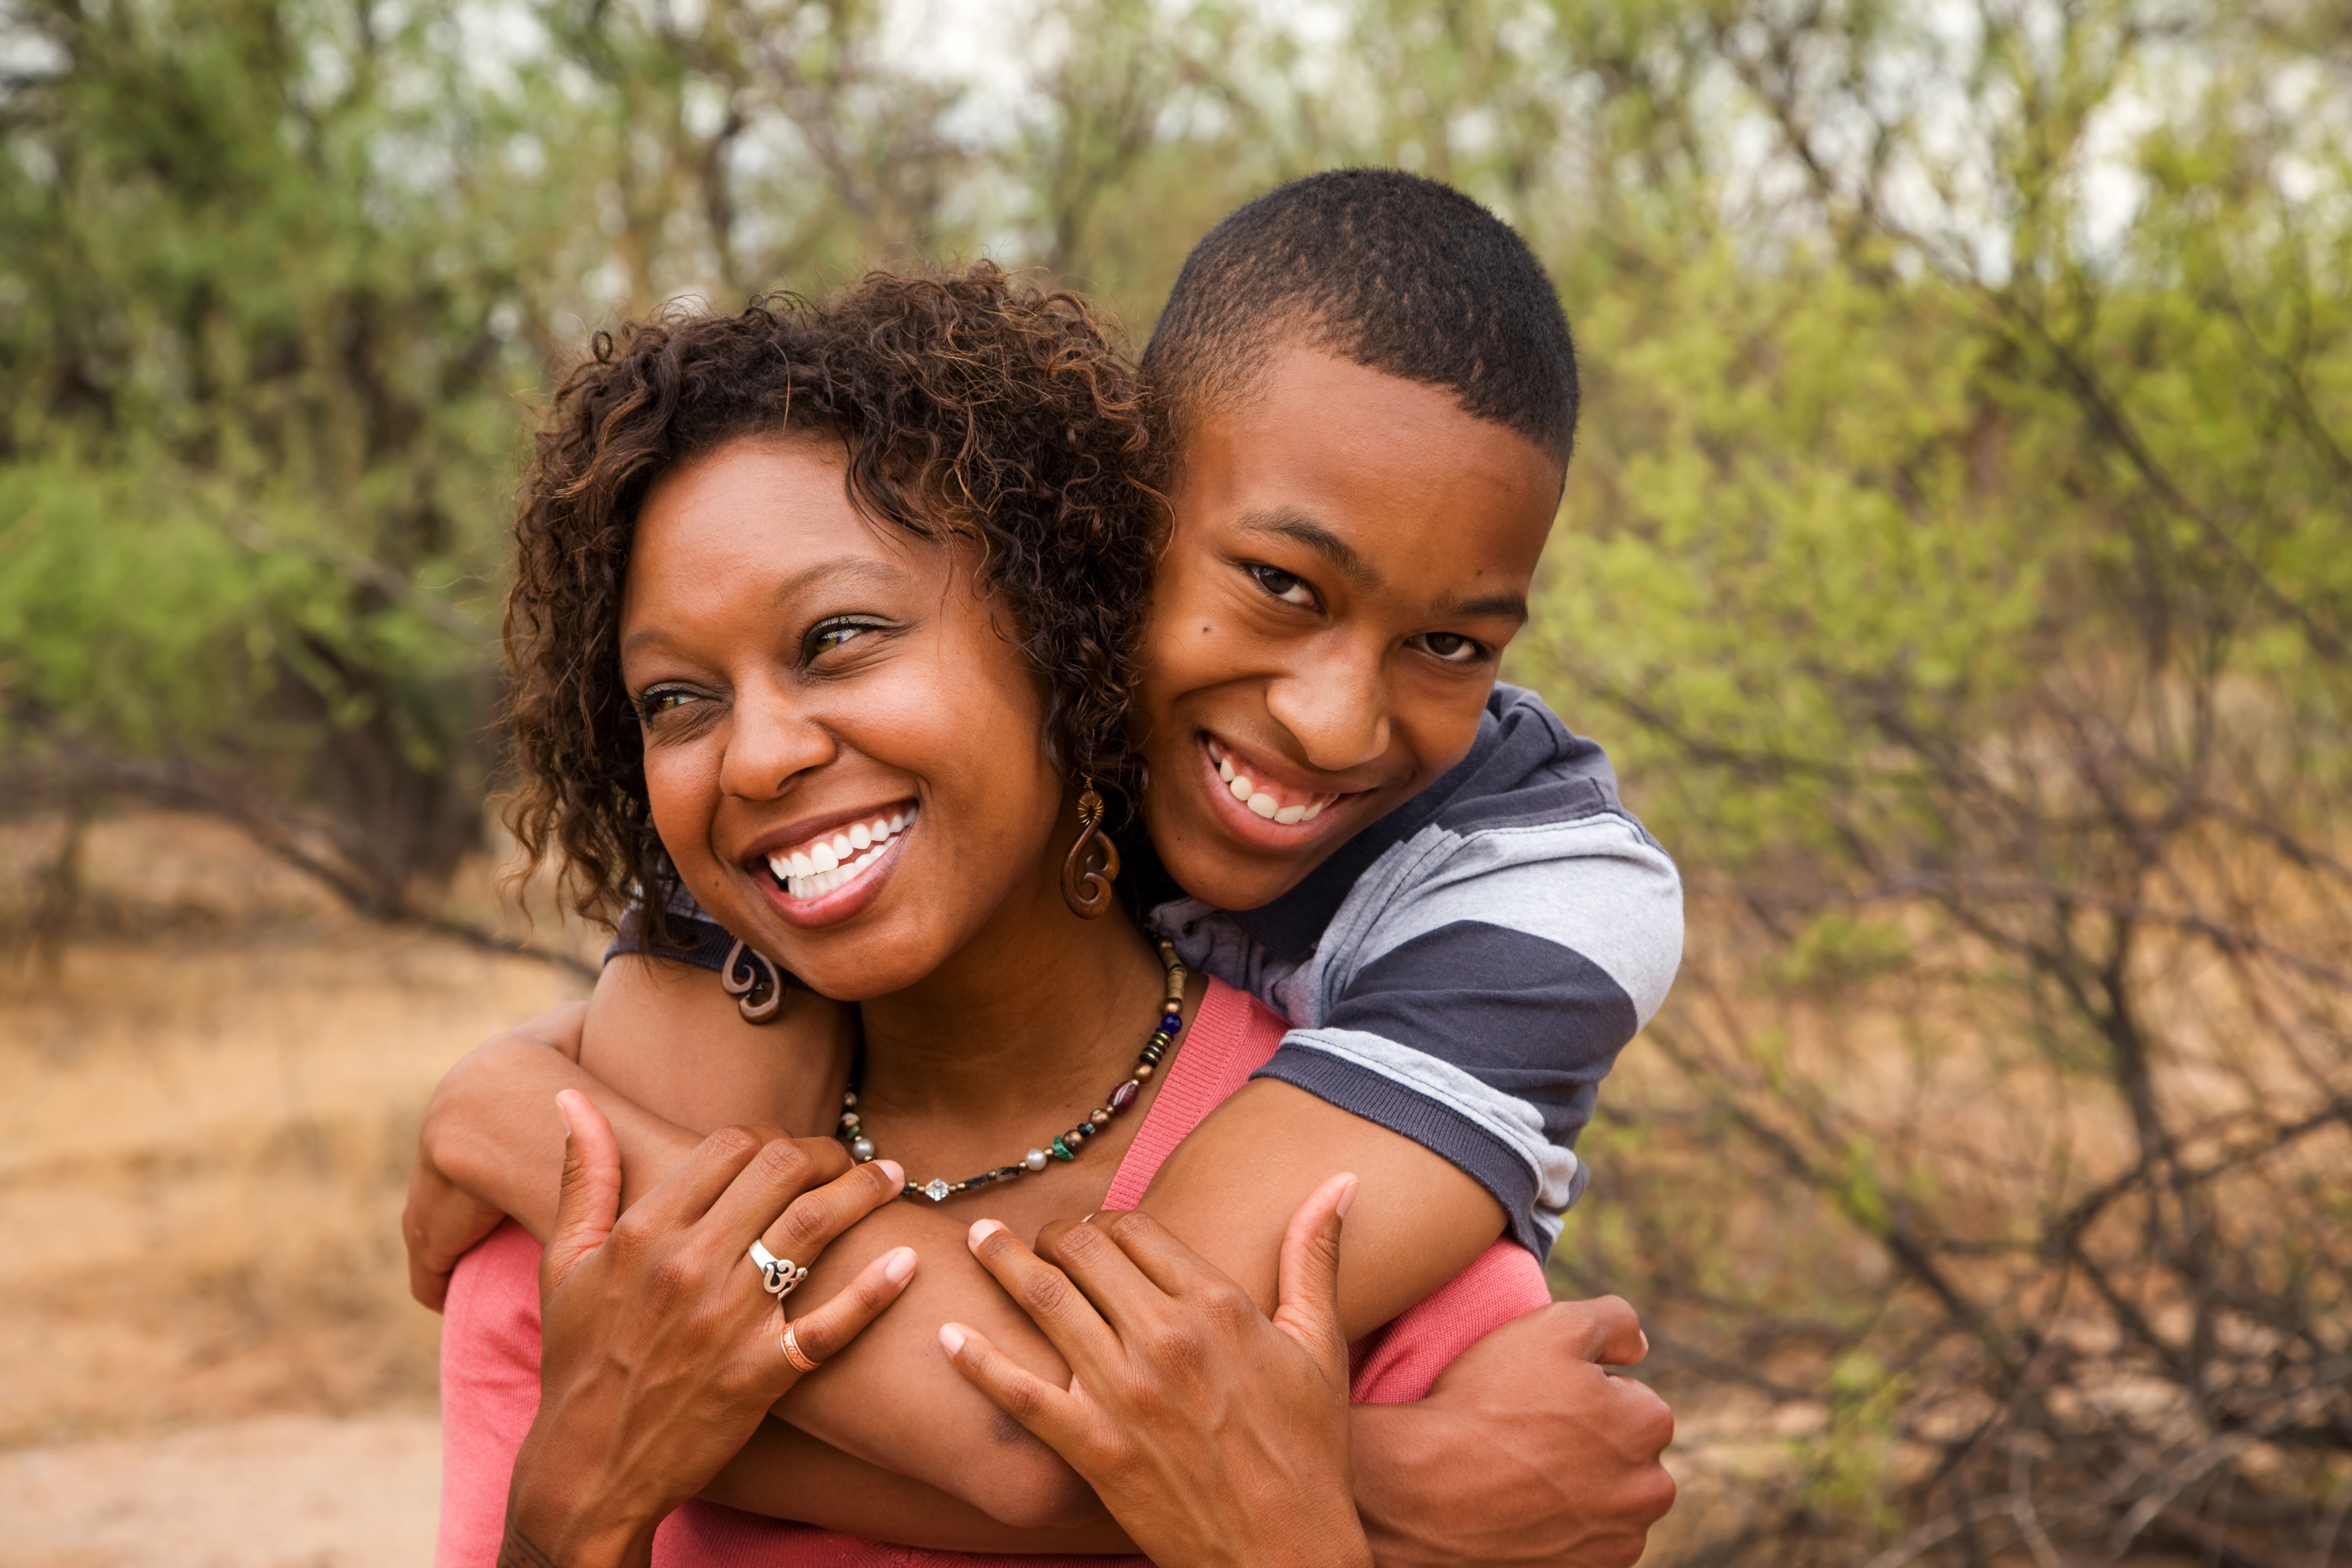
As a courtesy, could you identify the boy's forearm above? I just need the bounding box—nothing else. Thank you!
[702,1418,1137,1552]
[423,1036,701,1240]
[1135,1078,1504,1337]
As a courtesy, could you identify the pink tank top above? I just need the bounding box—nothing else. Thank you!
[437,977,1548,1566]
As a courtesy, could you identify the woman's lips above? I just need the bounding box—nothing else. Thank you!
[763,804,919,899]
[745,802,918,928]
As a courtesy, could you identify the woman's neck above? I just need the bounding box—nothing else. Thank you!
[851,871,1167,1144]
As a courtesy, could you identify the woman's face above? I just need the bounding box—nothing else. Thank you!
[618,436,1067,1000]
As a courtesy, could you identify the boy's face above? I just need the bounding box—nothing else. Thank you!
[1132,339,1561,912]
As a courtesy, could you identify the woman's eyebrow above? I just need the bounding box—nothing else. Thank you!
[619,555,913,656]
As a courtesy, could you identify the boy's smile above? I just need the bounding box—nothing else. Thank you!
[1132,340,1563,911]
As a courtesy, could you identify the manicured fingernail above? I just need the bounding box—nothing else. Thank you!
[1335,1174,1358,1219]
[877,1160,905,1185]
[555,1090,578,1136]
[1638,1330,1650,1356]
[967,1218,1005,1250]
[884,1247,916,1284]
[938,1323,967,1356]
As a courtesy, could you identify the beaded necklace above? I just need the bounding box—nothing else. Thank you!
[837,941,1189,1204]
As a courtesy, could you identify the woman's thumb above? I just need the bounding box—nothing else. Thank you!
[539,1089,622,1297]
[1272,1173,1355,1381]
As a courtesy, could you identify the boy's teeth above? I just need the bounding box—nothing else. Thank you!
[1303,801,1323,820]
[1229,775,1253,800]
[1274,804,1305,825]
[1218,756,1236,782]
[766,805,919,898]
[1248,793,1278,818]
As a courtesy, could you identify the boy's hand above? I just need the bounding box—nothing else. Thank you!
[503,1091,917,1568]
[1352,1295,1675,1567]
[942,1175,1372,1568]
[402,1154,506,1312]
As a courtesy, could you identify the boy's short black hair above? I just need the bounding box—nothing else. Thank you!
[1143,168,1577,465]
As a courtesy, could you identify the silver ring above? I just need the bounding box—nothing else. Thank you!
[749,1240,808,1299]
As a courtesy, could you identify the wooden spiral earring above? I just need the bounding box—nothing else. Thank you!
[1060,779,1121,920]
[721,940,786,1024]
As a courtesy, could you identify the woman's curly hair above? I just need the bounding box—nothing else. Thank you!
[503,264,1163,945]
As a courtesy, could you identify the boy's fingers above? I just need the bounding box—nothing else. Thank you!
[937,1320,1086,1454]
[745,1156,903,1266]
[1553,1295,1650,1367]
[541,1090,622,1295]
[1271,1173,1353,1379]
[771,1245,919,1373]
[966,1219,1123,1377]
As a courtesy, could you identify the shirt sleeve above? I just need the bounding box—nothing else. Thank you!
[1252,810,1683,1258]
[435,1221,546,1568]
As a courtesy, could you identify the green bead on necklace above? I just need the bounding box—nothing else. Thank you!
[837,942,1189,1203]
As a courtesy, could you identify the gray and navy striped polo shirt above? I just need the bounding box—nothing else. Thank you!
[1144,684,1682,1258]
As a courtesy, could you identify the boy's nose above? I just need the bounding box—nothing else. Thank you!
[1264,651,1392,775]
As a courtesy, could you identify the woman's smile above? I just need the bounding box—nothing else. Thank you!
[749,800,921,925]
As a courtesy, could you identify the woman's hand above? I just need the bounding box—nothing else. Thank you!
[500,1091,918,1568]
[940,1174,1372,1568]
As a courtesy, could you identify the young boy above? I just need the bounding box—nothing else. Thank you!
[410,169,1679,1557]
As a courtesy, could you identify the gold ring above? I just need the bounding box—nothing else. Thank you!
[780,1319,821,1374]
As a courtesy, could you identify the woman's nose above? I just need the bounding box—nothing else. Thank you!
[717,682,837,799]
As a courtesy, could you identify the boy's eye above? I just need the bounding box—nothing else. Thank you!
[1247,564,1319,610]
[1411,632,1488,665]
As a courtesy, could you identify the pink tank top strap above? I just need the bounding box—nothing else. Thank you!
[1100,977,1284,1213]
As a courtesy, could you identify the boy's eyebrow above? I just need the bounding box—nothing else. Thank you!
[1430,588,1530,624]
[1234,509,1380,593]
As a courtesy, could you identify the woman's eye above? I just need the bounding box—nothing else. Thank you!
[1412,632,1488,664]
[635,686,701,722]
[1248,564,1319,610]
[804,616,887,662]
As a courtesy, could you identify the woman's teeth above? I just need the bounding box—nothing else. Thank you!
[767,808,916,900]
[1211,746,1328,826]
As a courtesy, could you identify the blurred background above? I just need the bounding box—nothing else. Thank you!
[2,0,2348,1563]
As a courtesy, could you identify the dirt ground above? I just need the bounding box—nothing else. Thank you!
[0,812,587,1566]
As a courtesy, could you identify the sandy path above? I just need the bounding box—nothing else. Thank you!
[0,1412,440,1567]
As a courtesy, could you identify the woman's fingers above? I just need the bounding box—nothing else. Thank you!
[620,1120,786,1235]
[772,1245,920,1371]
[966,1218,1123,1377]
[1031,1213,1181,1341]
[695,1133,851,1248]
[541,1090,623,1294]
[936,1319,1087,1453]
[748,1154,905,1266]
[1270,1173,1355,1380]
